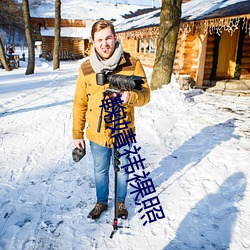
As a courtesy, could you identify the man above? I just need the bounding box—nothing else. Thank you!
[72,20,150,220]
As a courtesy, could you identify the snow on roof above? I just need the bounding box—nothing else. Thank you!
[114,0,250,32]
[114,8,160,32]
[40,27,91,39]
[182,0,250,21]
[30,0,151,20]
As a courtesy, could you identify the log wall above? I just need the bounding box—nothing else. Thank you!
[240,34,250,79]
[173,34,199,81]
[119,38,156,68]
[32,18,86,29]
[173,34,185,74]
[41,37,87,58]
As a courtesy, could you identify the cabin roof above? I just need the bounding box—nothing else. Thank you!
[40,27,91,39]
[115,0,250,32]
[115,8,160,33]
[182,0,250,21]
[30,0,151,20]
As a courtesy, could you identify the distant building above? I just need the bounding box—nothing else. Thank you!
[31,17,92,60]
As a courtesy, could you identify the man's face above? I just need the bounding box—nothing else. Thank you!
[93,27,117,60]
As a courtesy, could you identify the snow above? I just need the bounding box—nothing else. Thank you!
[0,48,250,249]
[114,9,160,32]
[30,0,153,20]
[40,27,92,39]
[93,0,161,7]
[182,0,249,21]
[114,0,249,32]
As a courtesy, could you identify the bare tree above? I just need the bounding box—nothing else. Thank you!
[53,0,61,70]
[151,0,182,90]
[0,37,11,71]
[0,0,23,71]
[0,0,24,39]
[22,0,35,75]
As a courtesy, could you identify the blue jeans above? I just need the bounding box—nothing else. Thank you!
[90,141,132,205]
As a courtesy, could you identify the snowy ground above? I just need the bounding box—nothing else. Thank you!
[0,50,250,250]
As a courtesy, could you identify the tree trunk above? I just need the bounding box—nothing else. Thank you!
[53,0,61,70]
[0,37,11,71]
[22,0,35,75]
[151,0,182,90]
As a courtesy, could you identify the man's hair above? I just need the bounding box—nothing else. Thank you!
[91,20,116,40]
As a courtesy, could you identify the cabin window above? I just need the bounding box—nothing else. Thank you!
[150,38,155,53]
[137,38,156,54]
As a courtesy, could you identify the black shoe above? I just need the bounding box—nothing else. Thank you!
[87,202,108,220]
[117,202,128,219]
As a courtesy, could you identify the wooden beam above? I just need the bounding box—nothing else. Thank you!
[195,32,207,87]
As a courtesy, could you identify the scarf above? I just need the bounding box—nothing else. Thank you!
[89,41,123,73]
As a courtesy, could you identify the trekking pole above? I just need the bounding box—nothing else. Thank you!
[97,90,122,238]
[110,102,120,238]
[97,91,108,133]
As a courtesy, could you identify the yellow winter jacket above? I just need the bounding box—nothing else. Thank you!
[72,52,150,148]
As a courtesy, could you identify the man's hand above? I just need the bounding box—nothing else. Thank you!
[74,139,85,149]
[119,90,130,104]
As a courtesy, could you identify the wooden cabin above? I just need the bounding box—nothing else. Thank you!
[115,0,250,89]
[31,18,93,60]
